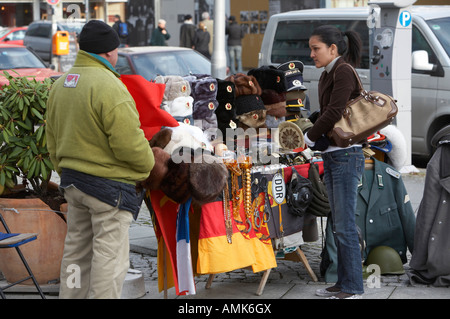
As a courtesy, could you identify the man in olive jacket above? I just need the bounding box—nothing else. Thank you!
[46,20,154,299]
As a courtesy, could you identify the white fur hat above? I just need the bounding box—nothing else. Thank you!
[161,96,194,117]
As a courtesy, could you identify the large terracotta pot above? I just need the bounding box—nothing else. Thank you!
[0,198,67,285]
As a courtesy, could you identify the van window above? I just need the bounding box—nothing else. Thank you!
[412,25,439,73]
[271,19,370,69]
[426,17,450,58]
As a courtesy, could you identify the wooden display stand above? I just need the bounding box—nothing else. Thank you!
[204,245,318,296]
[159,243,318,298]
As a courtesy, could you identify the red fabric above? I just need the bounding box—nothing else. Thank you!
[282,162,324,182]
[120,74,179,140]
[148,190,183,295]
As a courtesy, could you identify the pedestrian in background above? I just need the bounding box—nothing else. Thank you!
[179,14,196,48]
[201,11,214,56]
[150,19,170,46]
[304,24,365,299]
[193,21,211,59]
[46,20,154,299]
[226,15,244,74]
[112,14,129,47]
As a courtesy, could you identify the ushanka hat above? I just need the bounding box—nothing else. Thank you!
[247,65,287,93]
[235,94,266,128]
[190,76,217,101]
[235,94,265,116]
[215,79,237,141]
[161,96,194,125]
[277,60,307,91]
[226,73,262,97]
[79,20,120,54]
[261,89,287,118]
[215,79,236,119]
[155,75,191,101]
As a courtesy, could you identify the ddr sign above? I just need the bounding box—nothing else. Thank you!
[271,173,286,205]
[46,0,60,5]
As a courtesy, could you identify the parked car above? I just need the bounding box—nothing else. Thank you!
[0,44,62,86]
[116,46,212,80]
[0,26,28,46]
[258,6,450,157]
[23,20,85,63]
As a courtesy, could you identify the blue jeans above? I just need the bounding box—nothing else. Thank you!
[322,147,365,294]
[228,45,242,74]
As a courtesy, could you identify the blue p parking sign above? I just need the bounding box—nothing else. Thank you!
[399,11,412,27]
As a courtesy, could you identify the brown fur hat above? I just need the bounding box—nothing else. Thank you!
[190,154,228,205]
[136,146,170,192]
[265,101,287,118]
[226,73,262,97]
[159,157,192,203]
[237,109,267,129]
[149,128,173,149]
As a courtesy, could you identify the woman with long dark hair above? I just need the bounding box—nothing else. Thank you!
[305,25,365,299]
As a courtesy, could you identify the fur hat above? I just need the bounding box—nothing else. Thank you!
[261,89,287,118]
[155,75,191,101]
[265,100,287,118]
[193,99,218,119]
[215,79,237,126]
[191,76,217,101]
[161,96,194,117]
[237,109,267,129]
[197,113,218,138]
[216,79,235,101]
[160,158,192,203]
[266,114,285,129]
[141,148,228,205]
[135,147,170,192]
[190,154,228,205]
[235,94,265,116]
[261,89,286,104]
[215,100,236,119]
[150,123,213,155]
[79,20,120,54]
[226,73,262,97]
[248,66,287,93]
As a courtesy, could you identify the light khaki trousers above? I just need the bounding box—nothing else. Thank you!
[59,186,132,299]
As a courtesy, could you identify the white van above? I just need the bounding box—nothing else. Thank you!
[258,6,450,157]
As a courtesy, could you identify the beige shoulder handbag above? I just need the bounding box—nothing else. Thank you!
[329,63,398,147]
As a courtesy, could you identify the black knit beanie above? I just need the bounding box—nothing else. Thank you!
[79,20,120,54]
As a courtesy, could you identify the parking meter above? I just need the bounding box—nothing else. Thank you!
[368,0,416,166]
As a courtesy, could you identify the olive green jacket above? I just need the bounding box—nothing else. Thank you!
[46,50,154,185]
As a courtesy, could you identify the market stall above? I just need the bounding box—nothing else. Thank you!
[121,58,415,297]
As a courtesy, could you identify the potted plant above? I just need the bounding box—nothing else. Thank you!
[0,71,67,286]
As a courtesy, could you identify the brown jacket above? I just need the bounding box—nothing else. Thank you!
[307,57,360,143]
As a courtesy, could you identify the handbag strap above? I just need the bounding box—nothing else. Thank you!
[333,62,365,93]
